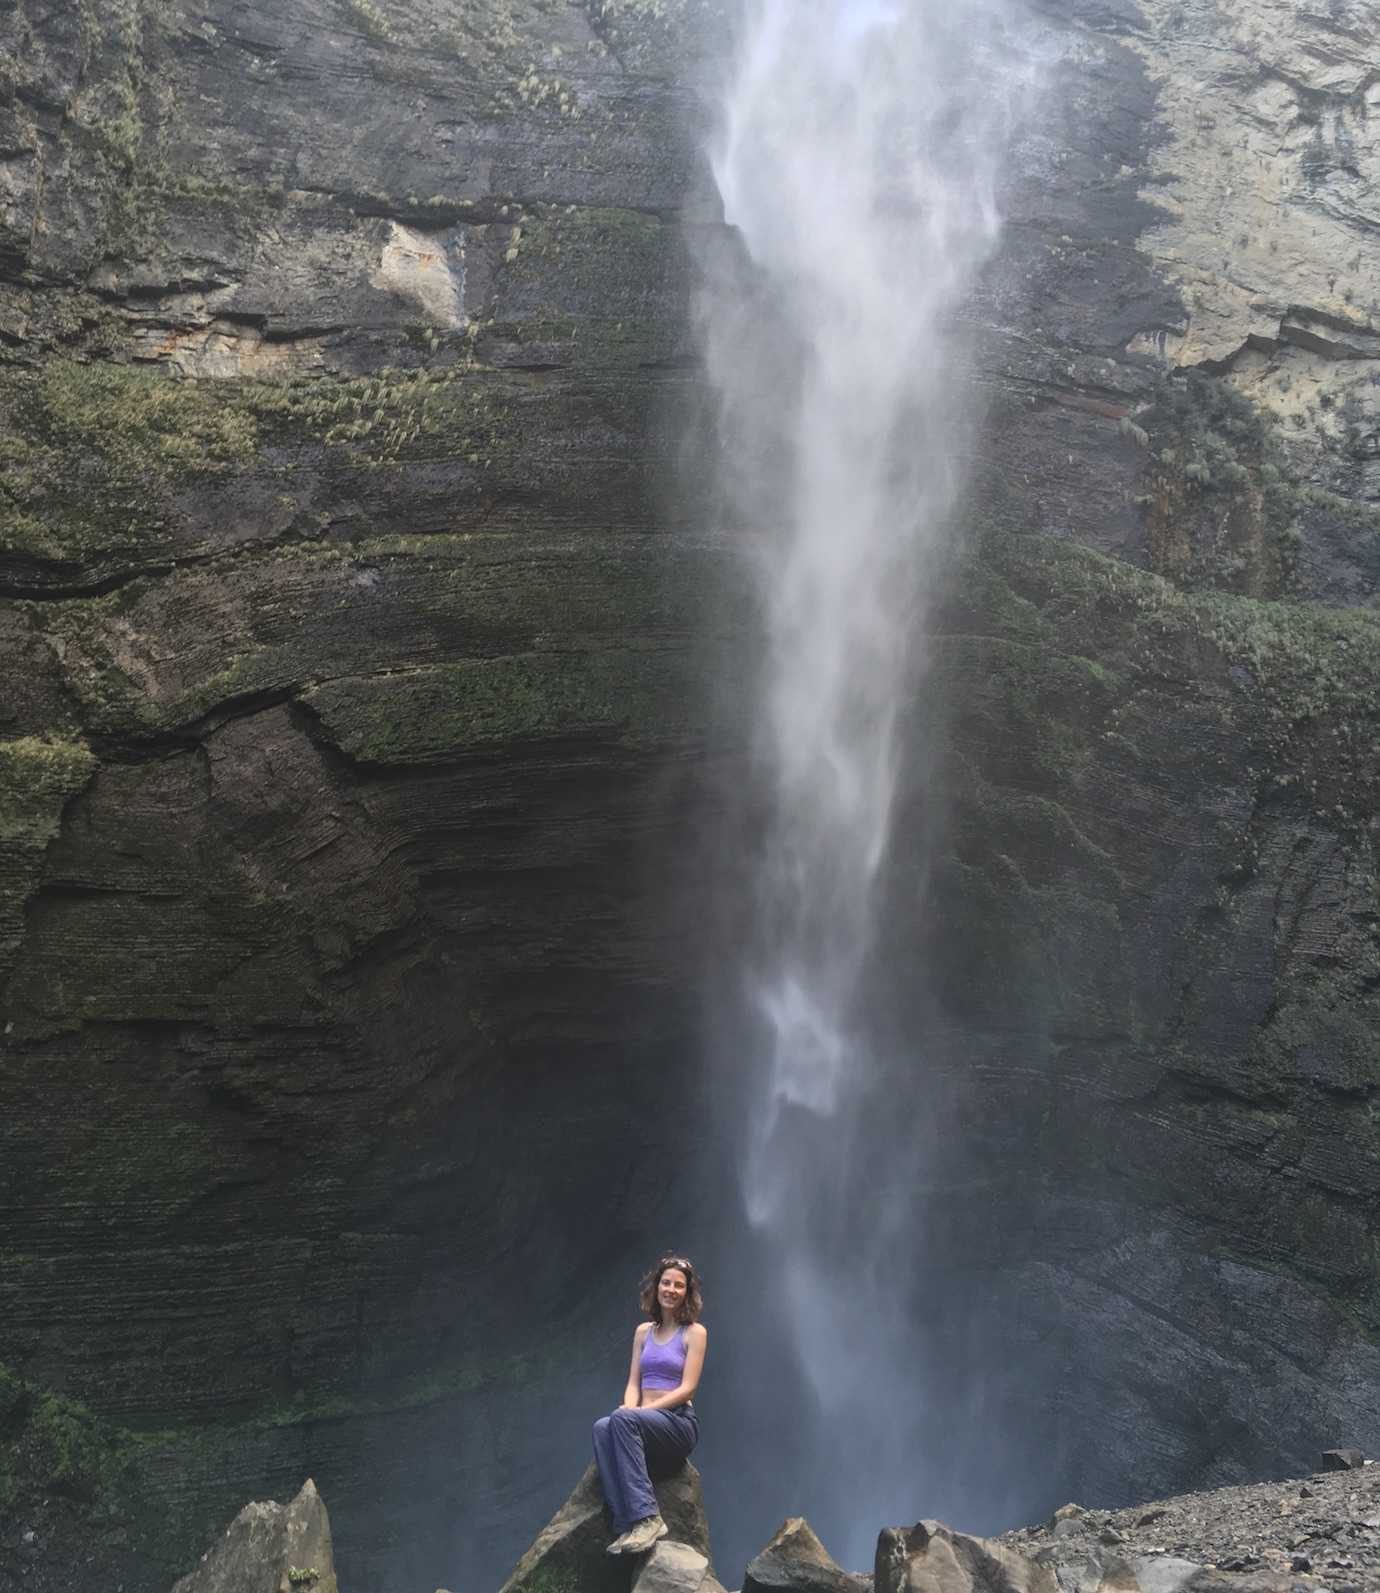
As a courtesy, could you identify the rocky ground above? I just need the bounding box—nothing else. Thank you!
[1003,1455,1380,1593]
[16,1451,1378,1593]
[490,1449,1380,1593]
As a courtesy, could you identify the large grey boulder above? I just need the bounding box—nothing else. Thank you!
[876,1520,1059,1593]
[499,1461,712,1593]
[633,1540,712,1593]
[743,1517,865,1593]
[170,1478,338,1593]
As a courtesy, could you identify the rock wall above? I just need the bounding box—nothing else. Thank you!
[0,0,1378,1588]
[0,2,720,1588]
[863,0,1380,1531]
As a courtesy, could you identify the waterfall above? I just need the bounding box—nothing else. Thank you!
[697,0,1034,1563]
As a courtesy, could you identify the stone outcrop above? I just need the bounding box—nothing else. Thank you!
[742,1518,865,1593]
[172,1479,338,1593]
[634,1540,714,1593]
[498,1461,712,1593]
[877,1520,1060,1593]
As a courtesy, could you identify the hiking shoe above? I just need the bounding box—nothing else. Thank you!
[619,1515,669,1554]
[605,1530,633,1556]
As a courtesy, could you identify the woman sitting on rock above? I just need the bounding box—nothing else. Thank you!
[593,1254,708,1555]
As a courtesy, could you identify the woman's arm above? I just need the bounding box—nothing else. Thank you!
[621,1324,651,1408]
[638,1323,707,1412]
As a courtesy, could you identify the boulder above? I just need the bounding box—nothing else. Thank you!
[1028,1541,1140,1593]
[876,1520,1059,1593]
[1320,1449,1366,1472]
[170,1478,338,1593]
[499,1462,712,1593]
[1126,1557,1204,1593]
[1026,1544,1295,1593]
[744,1518,864,1593]
[633,1540,711,1593]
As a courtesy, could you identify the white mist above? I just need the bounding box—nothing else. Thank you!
[698,0,1033,1562]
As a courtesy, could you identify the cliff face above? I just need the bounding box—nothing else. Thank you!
[1,2,718,1588]
[819,0,1380,1533]
[1,0,1378,1589]
[915,0,1380,1502]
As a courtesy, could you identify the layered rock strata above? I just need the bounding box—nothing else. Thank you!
[1,1,718,1588]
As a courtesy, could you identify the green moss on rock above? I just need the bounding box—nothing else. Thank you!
[0,735,97,975]
[0,286,127,366]
[304,651,691,763]
[68,0,182,256]
[35,528,697,739]
[493,206,683,368]
[0,736,97,845]
[971,526,1380,750]
[0,363,517,579]
[0,1358,141,1514]
[0,361,258,566]
[243,365,512,466]
[336,0,395,43]
[1133,369,1302,597]
[937,526,1380,1328]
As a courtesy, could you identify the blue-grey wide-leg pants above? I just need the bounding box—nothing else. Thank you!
[591,1405,699,1533]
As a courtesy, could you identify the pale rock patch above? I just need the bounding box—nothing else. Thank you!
[635,1539,713,1593]
[370,221,465,328]
[170,1478,338,1593]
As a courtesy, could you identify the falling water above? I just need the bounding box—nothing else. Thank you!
[698,0,1034,1563]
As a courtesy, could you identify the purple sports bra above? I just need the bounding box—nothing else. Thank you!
[640,1323,688,1391]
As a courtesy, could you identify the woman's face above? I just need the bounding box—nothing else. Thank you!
[657,1267,689,1316]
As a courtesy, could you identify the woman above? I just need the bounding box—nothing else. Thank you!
[592,1254,708,1555]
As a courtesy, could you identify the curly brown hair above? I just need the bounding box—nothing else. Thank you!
[639,1254,703,1327]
